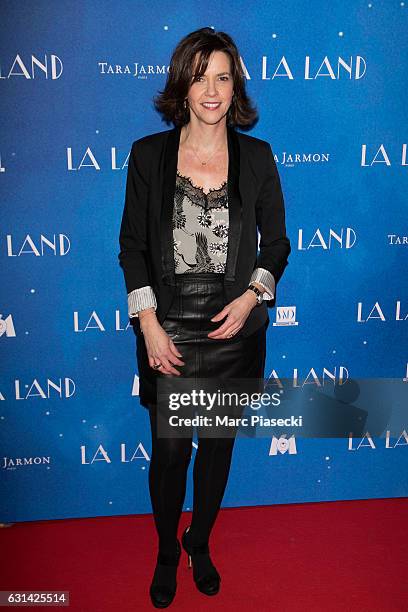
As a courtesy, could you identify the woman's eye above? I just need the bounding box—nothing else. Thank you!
[193,76,230,83]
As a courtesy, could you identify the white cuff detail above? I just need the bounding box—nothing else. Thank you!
[250,268,275,300]
[128,286,157,318]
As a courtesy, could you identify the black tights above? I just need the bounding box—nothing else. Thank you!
[148,405,237,555]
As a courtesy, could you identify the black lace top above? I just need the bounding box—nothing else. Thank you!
[173,170,229,273]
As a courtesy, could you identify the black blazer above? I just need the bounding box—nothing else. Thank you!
[118,124,291,338]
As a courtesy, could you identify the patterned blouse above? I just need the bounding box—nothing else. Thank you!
[173,170,229,273]
[126,171,276,317]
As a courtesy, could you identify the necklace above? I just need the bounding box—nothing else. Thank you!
[191,141,226,166]
[182,127,227,166]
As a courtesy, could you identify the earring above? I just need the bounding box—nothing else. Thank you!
[184,99,188,109]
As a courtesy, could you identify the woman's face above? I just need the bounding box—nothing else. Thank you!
[186,50,234,126]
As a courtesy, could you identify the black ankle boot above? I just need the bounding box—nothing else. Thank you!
[181,526,220,596]
[149,540,181,608]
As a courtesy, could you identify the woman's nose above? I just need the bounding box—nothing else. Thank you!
[205,80,218,95]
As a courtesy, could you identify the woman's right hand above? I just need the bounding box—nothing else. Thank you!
[139,310,185,376]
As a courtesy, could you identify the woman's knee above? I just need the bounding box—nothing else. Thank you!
[196,436,236,455]
[151,438,193,468]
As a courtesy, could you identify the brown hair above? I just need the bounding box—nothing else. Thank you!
[154,27,258,129]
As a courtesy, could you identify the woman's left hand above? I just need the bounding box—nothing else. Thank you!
[208,290,258,340]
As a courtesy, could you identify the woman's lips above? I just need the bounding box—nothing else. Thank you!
[201,102,221,110]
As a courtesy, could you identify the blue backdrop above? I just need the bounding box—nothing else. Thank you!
[1,1,407,522]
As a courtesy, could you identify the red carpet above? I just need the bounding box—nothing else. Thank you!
[1,498,407,611]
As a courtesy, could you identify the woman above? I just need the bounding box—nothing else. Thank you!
[118,27,291,608]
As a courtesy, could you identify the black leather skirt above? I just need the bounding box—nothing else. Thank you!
[136,272,267,410]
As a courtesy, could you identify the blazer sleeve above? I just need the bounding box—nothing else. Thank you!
[249,267,276,300]
[254,142,291,300]
[118,140,152,294]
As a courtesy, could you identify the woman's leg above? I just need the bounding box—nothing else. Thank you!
[148,404,193,555]
[188,325,266,546]
[189,433,237,546]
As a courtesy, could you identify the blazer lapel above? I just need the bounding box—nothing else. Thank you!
[225,124,242,282]
[160,125,180,286]
[160,124,244,285]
